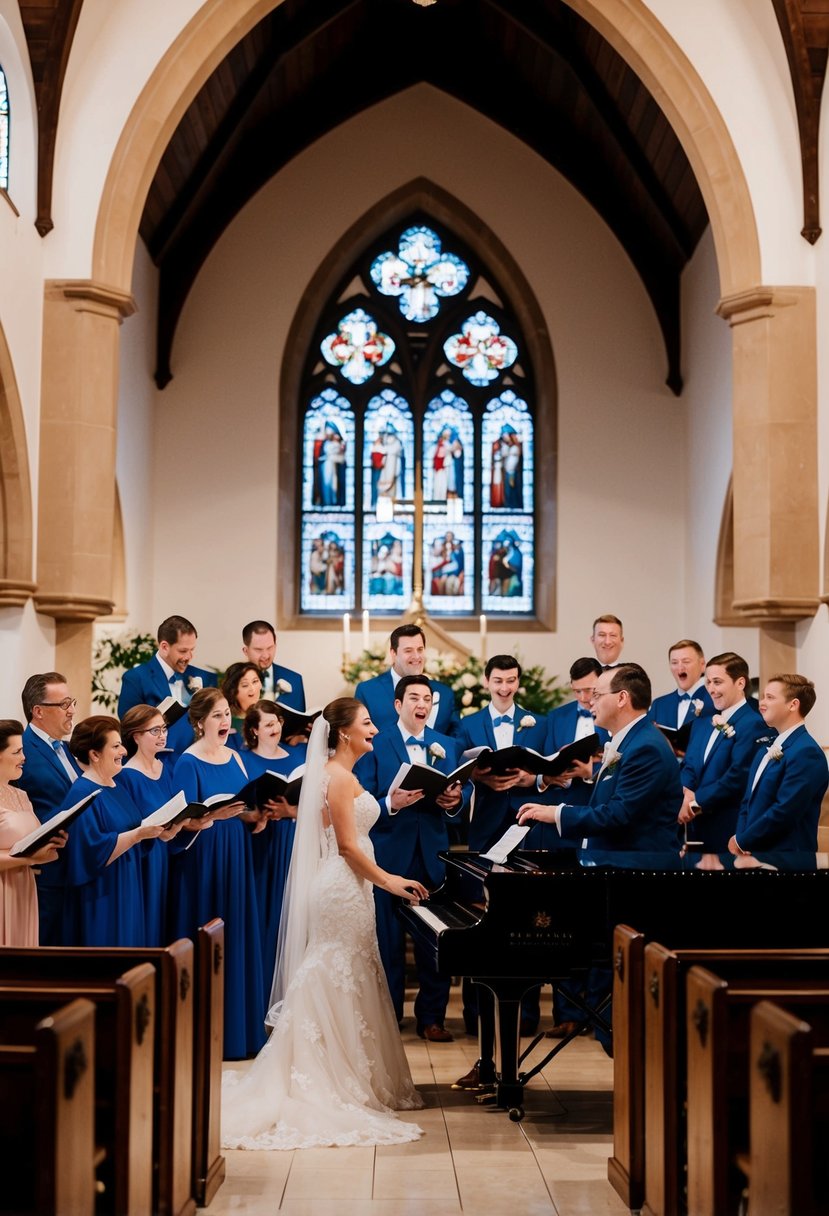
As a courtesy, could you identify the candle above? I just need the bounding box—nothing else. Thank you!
[362,609,370,652]
[479,613,487,660]
[342,612,351,659]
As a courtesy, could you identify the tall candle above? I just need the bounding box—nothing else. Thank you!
[342,612,351,658]
[479,613,487,661]
[362,609,370,651]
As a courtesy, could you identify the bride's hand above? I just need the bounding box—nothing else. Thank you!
[383,874,429,903]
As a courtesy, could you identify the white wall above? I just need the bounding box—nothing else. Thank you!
[137,86,691,705]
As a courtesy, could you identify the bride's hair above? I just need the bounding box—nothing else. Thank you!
[323,697,364,749]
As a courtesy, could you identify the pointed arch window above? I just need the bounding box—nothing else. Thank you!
[0,66,9,192]
[296,217,540,621]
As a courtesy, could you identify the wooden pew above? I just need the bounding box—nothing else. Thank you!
[0,997,96,1216]
[617,943,826,1216]
[745,999,829,1216]
[607,925,645,1209]
[0,942,195,1216]
[193,920,225,1207]
[0,964,156,1216]
[685,965,829,1216]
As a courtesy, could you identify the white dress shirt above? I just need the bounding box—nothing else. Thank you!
[677,678,707,728]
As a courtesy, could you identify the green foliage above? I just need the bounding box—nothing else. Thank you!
[342,648,568,717]
[91,630,156,711]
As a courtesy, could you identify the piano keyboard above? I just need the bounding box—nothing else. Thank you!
[409,904,451,935]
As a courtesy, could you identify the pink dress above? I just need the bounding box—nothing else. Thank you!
[0,783,41,946]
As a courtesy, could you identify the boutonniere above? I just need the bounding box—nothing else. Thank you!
[692,698,705,717]
[276,678,292,694]
[711,714,735,739]
[428,742,446,767]
[606,753,621,771]
[516,714,536,733]
[187,676,202,693]
[769,743,784,762]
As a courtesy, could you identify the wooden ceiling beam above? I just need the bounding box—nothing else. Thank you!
[19,0,85,236]
[771,0,829,243]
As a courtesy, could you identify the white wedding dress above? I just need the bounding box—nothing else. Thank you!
[221,776,423,1149]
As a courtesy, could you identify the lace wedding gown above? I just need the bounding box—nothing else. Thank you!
[221,780,424,1149]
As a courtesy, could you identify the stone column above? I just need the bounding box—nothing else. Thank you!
[34,280,136,713]
[717,287,820,642]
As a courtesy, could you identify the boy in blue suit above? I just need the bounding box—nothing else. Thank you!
[14,672,82,944]
[241,619,306,712]
[118,615,217,757]
[731,674,828,854]
[679,652,766,851]
[519,664,683,851]
[355,624,458,735]
[650,639,715,735]
[355,674,467,1041]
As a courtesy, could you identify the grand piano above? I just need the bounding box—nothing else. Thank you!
[399,847,829,1119]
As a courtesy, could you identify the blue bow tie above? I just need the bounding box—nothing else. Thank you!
[577,708,593,719]
[493,715,514,727]
[51,739,64,754]
[169,673,183,683]
[678,692,690,701]
[406,735,425,746]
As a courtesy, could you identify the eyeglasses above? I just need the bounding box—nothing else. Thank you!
[38,698,77,711]
[137,725,168,737]
[589,690,616,701]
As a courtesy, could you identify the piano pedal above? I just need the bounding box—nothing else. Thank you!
[475,1088,497,1105]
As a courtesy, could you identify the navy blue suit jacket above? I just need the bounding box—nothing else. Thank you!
[736,725,828,852]
[265,663,306,711]
[355,671,458,736]
[355,725,467,886]
[456,705,549,852]
[559,716,683,850]
[118,657,218,756]
[650,685,715,729]
[679,700,767,850]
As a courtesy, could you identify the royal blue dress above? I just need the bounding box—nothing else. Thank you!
[243,744,306,988]
[56,775,147,947]
[116,761,183,947]
[171,749,265,1060]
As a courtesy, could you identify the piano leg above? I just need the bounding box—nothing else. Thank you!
[474,978,540,1121]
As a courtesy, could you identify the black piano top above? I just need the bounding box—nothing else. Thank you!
[443,848,829,877]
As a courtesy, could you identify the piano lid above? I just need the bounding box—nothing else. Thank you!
[442,849,829,876]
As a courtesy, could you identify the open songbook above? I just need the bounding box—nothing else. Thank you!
[10,789,101,857]
[653,719,694,753]
[156,695,189,727]
[278,706,322,740]
[460,732,601,778]
[236,767,305,809]
[140,789,247,828]
[388,754,478,802]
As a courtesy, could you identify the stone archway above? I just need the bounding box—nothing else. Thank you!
[37,0,814,689]
[0,319,35,606]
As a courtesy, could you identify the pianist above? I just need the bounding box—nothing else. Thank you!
[517,663,683,852]
[355,674,469,1043]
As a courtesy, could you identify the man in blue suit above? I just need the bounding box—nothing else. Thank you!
[241,619,306,711]
[355,674,467,1041]
[118,615,217,757]
[519,664,683,851]
[355,624,458,735]
[650,639,715,737]
[14,671,82,944]
[458,654,552,853]
[731,674,828,854]
[679,652,766,851]
[533,657,608,821]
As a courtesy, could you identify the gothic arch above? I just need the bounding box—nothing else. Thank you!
[0,319,35,605]
[276,178,558,633]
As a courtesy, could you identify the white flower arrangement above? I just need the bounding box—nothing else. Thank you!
[187,676,203,693]
[461,690,474,706]
[692,698,705,717]
[711,714,735,739]
[276,678,293,693]
[769,743,784,762]
[460,672,477,689]
[428,742,446,766]
[517,714,536,732]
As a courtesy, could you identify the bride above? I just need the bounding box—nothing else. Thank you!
[222,698,428,1149]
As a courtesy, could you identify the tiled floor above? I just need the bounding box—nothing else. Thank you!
[210,989,630,1214]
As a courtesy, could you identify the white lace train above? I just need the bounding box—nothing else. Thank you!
[221,788,423,1149]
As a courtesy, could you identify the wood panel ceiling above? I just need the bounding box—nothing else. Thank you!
[14,1,829,393]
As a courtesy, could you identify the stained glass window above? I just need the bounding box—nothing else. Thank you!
[0,67,8,192]
[298,219,538,620]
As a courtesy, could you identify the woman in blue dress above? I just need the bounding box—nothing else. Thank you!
[57,715,170,946]
[172,688,266,1059]
[221,662,263,752]
[242,700,307,989]
[116,704,190,946]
